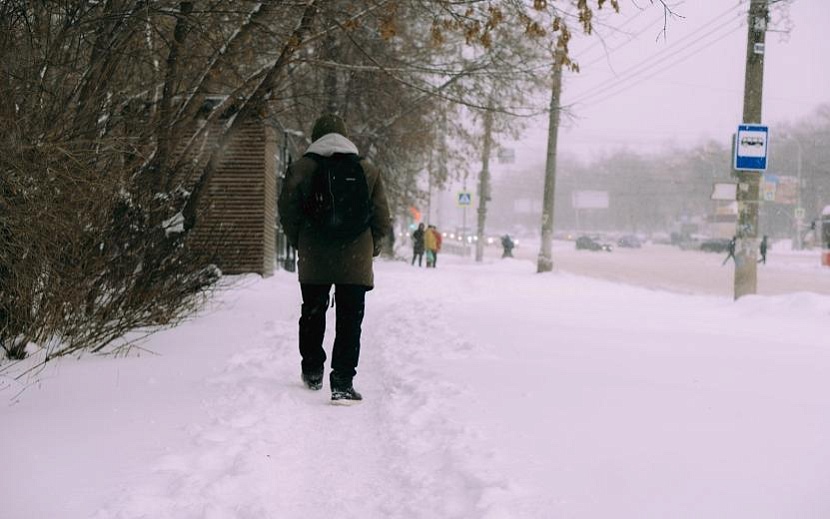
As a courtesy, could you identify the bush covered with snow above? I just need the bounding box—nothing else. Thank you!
[0,144,220,362]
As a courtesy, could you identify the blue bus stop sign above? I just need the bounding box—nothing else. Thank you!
[734,124,769,172]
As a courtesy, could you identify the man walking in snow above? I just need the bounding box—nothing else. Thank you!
[722,236,737,266]
[758,235,768,264]
[278,113,392,404]
[501,234,514,258]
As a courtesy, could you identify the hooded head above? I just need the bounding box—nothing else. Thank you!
[311,113,348,142]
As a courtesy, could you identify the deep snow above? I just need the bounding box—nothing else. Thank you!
[3,255,830,518]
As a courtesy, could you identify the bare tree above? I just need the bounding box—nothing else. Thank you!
[1,0,639,363]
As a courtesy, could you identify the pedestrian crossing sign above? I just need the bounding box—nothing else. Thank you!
[457,191,472,207]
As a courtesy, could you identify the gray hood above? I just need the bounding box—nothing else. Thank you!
[306,133,359,157]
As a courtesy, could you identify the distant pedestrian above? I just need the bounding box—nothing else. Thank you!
[501,234,514,258]
[425,225,442,268]
[277,113,392,404]
[411,223,425,267]
[758,235,768,264]
[722,236,737,266]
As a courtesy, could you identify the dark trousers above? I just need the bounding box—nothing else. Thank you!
[412,251,423,266]
[426,250,438,268]
[299,283,366,381]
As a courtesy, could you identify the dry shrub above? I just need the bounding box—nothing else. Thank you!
[0,140,220,362]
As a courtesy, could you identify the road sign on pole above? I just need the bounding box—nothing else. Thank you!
[457,191,472,207]
[734,124,769,171]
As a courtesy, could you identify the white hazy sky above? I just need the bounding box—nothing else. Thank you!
[510,0,830,165]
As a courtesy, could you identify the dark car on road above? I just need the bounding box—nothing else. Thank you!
[617,235,642,248]
[699,238,731,253]
[576,236,612,252]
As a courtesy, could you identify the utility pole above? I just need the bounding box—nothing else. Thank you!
[475,99,494,262]
[462,174,469,256]
[426,152,433,224]
[793,137,804,250]
[537,49,564,273]
[734,0,768,299]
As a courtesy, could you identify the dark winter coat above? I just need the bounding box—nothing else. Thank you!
[278,133,392,289]
[412,228,425,254]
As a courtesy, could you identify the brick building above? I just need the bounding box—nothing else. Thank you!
[188,114,278,277]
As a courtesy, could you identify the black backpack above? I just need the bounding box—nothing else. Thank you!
[302,152,372,240]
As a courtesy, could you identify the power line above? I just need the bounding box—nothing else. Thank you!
[582,0,744,71]
[569,1,746,104]
[575,3,686,67]
[573,4,657,62]
[572,5,745,104]
[570,13,744,107]
[574,20,743,108]
[522,3,672,74]
[577,16,668,69]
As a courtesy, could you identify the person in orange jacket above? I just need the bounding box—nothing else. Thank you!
[424,225,442,268]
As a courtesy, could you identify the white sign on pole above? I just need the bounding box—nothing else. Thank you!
[711,183,737,201]
[497,148,515,164]
[761,176,777,202]
[571,191,609,209]
[734,124,769,171]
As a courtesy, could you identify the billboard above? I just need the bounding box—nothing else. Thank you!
[711,183,737,201]
[513,198,543,214]
[571,190,609,209]
[775,176,798,205]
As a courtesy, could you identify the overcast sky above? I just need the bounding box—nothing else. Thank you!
[508,0,830,166]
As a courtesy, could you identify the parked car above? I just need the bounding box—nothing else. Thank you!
[617,235,642,248]
[699,238,731,253]
[576,236,612,252]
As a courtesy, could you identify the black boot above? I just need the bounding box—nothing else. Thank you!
[301,370,323,391]
[330,373,362,405]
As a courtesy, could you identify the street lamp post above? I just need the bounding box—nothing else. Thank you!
[783,135,805,250]
[794,137,804,250]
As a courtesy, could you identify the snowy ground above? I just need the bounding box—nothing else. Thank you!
[3,255,830,518]
[513,240,830,297]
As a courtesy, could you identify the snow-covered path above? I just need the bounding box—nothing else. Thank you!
[3,256,830,518]
[93,269,504,519]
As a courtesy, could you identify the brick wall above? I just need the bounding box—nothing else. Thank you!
[188,118,276,277]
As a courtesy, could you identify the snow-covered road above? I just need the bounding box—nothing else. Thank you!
[3,257,830,518]
[513,241,830,297]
